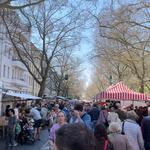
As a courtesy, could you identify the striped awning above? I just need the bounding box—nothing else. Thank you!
[96,82,149,101]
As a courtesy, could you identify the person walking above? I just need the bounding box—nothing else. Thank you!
[5,109,17,150]
[108,122,131,150]
[88,103,100,131]
[30,104,42,141]
[73,104,91,130]
[142,108,150,150]
[49,111,67,150]
[55,123,96,150]
[94,123,114,150]
[122,111,145,150]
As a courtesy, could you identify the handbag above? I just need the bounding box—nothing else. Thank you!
[104,140,108,150]
[121,121,125,135]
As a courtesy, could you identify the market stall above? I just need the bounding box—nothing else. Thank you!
[95,82,150,107]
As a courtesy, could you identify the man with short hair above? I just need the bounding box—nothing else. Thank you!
[88,103,100,131]
[74,104,91,129]
[30,105,42,140]
[5,109,17,149]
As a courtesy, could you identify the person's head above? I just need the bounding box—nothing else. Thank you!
[9,109,15,116]
[31,103,35,108]
[57,111,66,125]
[115,103,121,109]
[74,104,83,116]
[94,123,107,140]
[109,106,115,112]
[108,122,121,134]
[6,105,10,109]
[93,103,98,108]
[55,123,96,150]
[55,104,59,108]
[126,110,139,121]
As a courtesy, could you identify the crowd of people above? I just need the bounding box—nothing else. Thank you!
[3,99,150,150]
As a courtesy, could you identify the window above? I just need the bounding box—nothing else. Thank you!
[8,49,11,59]
[7,66,9,78]
[4,45,7,56]
[12,69,14,79]
[3,65,6,77]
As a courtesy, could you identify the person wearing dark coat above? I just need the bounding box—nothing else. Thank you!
[142,108,150,150]
[88,103,100,131]
[94,123,114,150]
[5,105,11,117]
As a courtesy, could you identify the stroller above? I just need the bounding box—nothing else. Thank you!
[19,118,35,144]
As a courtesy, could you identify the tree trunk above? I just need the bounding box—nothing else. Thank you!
[38,79,46,97]
[56,82,61,96]
[139,81,144,93]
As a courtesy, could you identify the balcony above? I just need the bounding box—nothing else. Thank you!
[11,78,29,87]
[12,58,27,71]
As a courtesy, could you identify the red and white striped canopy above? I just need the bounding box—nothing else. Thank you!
[96,82,149,101]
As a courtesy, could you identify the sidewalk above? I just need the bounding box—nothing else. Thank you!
[40,140,50,150]
[0,129,49,150]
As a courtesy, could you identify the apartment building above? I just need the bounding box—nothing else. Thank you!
[0,8,58,115]
[0,13,40,115]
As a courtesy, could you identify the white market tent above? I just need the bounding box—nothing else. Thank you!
[2,91,41,100]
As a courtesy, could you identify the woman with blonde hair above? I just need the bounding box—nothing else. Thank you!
[122,110,145,150]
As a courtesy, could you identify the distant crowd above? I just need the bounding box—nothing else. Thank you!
[4,100,150,150]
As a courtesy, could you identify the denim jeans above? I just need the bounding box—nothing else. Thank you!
[5,129,15,149]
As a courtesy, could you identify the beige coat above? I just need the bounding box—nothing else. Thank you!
[108,133,132,150]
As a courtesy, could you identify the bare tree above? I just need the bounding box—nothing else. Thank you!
[1,0,97,96]
[46,48,74,96]
[1,1,87,96]
[0,0,45,9]
[94,0,150,93]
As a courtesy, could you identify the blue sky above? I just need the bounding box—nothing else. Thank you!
[74,0,105,90]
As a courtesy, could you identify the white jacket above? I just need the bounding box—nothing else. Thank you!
[123,119,145,150]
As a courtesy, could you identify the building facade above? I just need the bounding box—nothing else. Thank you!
[0,21,40,95]
[0,17,40,115]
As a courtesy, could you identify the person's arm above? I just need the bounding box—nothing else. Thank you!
[73,110,83,123]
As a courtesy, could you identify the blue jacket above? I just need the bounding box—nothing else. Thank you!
[81,113,91,129]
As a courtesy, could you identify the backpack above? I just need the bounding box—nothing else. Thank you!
[15,123,21,135]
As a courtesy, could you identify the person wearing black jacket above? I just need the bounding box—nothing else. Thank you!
[88,103,100,131]
[142,108,150,150]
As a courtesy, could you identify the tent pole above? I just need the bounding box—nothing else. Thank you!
[132,100,134,108]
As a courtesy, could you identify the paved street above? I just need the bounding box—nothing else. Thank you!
[0,129,49,150]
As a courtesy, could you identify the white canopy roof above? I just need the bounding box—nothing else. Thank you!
[2,91,41,100]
